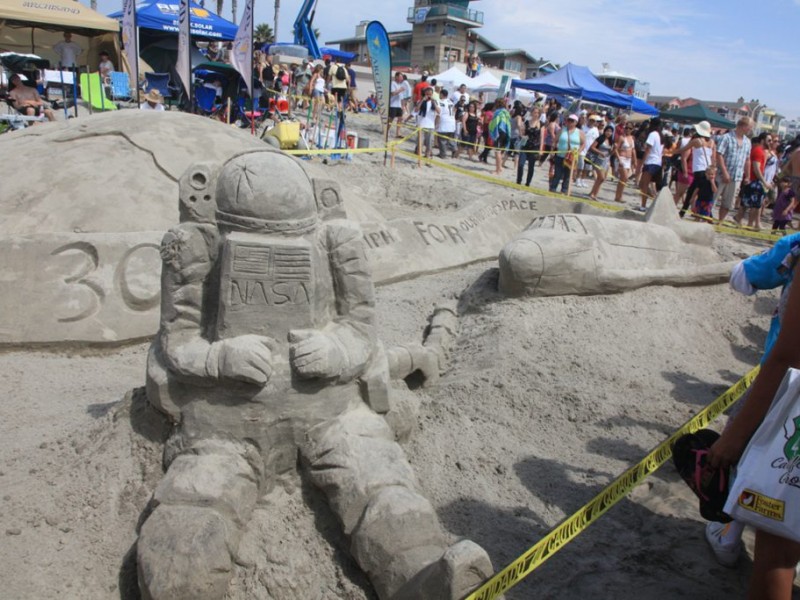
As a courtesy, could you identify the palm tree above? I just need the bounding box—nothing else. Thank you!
[254,23,274,44]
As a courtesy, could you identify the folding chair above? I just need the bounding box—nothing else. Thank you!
[236,96,266,129]
[144,72,171,103]
[109,72,133,102]
[194,85,223,119]
[79,72,117,111]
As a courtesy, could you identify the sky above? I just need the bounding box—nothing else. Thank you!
[91,0,800,120]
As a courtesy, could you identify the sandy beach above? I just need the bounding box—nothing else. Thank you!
[1,111,796,599]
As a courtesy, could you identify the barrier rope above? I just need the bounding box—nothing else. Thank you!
[463,367,760,600]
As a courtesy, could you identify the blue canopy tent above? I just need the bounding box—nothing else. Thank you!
[108,1,237,40]
[512,63,658,116]
[262,42,356,63]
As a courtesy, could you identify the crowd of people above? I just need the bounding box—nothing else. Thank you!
[383,75,800,231]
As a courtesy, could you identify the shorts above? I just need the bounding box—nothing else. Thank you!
[643,163,661,176]
[714,180,741,210]
[495,132,509,150]
[741,181,766,209]
[312,89,324,99]
[388,106,403,119]
[618,156,632,171]
[677,171,694,186]
[332,88,347,101]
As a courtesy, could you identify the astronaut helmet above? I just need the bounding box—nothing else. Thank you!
[215,150,318,235]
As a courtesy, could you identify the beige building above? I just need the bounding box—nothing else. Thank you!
[327,1,554,79]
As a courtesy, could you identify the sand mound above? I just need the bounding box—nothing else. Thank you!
[0,110,787,599]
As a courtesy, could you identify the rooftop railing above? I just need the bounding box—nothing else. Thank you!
[407,4,484,25]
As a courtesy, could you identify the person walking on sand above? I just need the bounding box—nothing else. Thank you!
[735,132,773,231]
[549,114,584,195]
[587,125,614,201]
[613,123,637,203]
[638,118,664,211]
[715,117,753,225]
[677,121,716,218]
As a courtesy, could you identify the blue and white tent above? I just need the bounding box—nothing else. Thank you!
[512,63,658,116]
[109,1,237,40]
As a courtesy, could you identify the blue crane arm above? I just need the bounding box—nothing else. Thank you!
[293,0,321,59]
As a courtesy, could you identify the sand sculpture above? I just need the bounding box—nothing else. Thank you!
[138,150,493,600]
[498,189,737,297]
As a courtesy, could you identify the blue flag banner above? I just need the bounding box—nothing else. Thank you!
[365,21,391,122]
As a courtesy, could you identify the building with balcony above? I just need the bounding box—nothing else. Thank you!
[326,2,555,81]
[406,0,484,72]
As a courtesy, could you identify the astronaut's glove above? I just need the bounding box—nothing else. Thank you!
[289,329,346,380]
[207,335,277,386]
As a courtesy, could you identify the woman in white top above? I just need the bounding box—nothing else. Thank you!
[638,118,664,211]
[414,86,439,158]
[677,120,716,218]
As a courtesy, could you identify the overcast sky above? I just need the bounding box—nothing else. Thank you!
[94,0,800,120]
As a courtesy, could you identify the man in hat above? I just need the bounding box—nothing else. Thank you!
[140,89,166,111]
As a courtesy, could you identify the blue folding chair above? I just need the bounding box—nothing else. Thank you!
[195,85,223,118]
[144,72,172,104]
[109,72,132,101]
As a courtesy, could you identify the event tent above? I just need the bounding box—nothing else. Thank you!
[108,1,237,40]
[659,103,736,129]
[430,66,472,89]
[0,0,119,69]
[512,63,658,116]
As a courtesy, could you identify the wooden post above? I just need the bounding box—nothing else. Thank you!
[417,129,422,167]
[566,151,574,197]
[226,97,231,125]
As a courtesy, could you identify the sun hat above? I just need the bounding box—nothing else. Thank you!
[694,120,712,138]
[567,113,578,121]
[144,89,164,103]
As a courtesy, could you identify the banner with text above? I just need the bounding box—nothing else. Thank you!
[365,21,391,122]
[230,0,254,97]
[176,0,192,97]
[121,0,139,93]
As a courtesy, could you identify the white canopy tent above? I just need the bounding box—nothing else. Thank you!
[430,66,472,90]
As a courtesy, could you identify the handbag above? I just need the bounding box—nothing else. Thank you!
[723,367,800,543]
[563,131,575,169]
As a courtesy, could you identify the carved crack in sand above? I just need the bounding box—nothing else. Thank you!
[52,130,179,182]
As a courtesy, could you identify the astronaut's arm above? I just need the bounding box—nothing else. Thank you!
[326,222,378,380]
[289,222,373,383]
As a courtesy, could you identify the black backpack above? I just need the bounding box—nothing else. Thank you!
[335,65,347,81]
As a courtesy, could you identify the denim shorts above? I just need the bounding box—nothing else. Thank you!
[643,163,661,176]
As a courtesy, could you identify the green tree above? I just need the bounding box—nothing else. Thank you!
[255,23,275,44]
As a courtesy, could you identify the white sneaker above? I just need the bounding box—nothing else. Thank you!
[705,521,742,567]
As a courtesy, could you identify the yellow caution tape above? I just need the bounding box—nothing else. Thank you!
[463,366,760,600]
[394,148,625,213]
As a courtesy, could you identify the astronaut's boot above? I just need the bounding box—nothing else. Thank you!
[391,539,495,600]
[137,439,263,600]
[348,486,493,600]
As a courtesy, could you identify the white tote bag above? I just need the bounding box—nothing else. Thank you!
[724,368,800,542]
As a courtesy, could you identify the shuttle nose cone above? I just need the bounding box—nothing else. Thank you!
[498,237,544,296]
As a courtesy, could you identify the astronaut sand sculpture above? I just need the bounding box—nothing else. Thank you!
[137,150,493,600]
[498,189,737,297]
